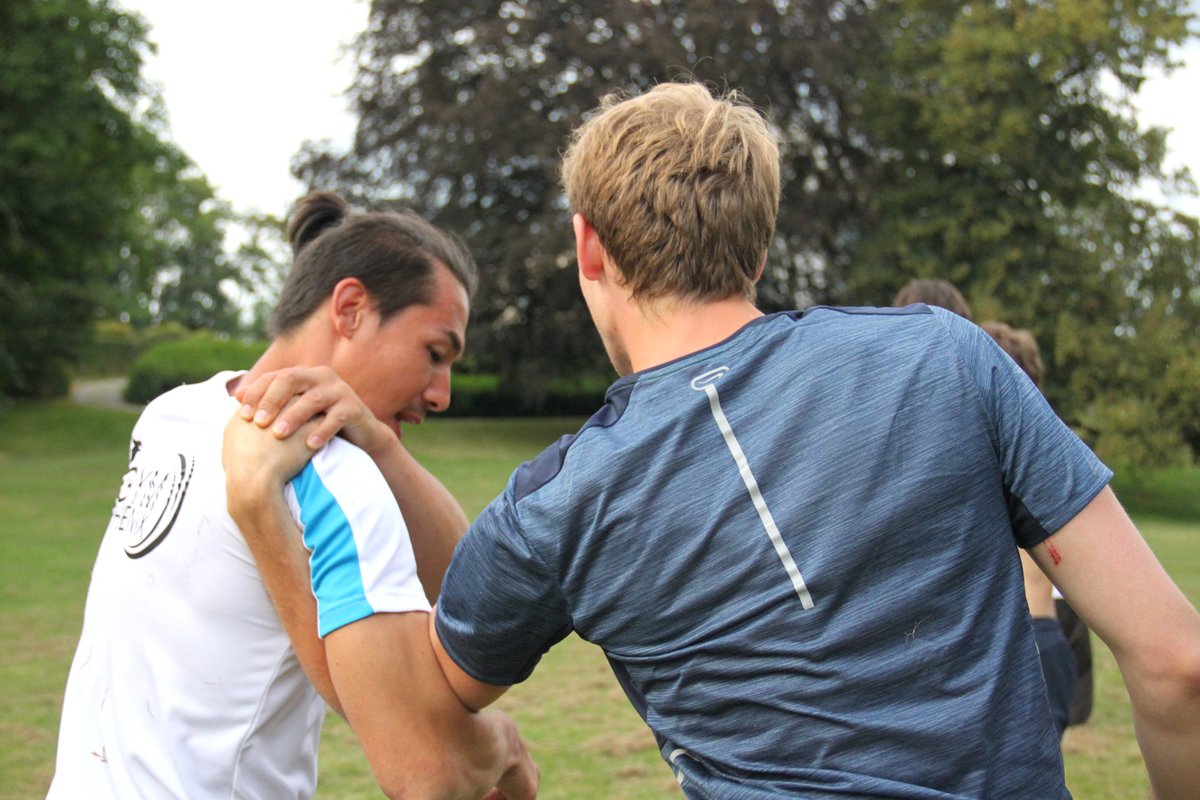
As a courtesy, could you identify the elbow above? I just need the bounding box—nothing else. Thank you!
[373,755,479,800]
[1169,639,1200,703]
[1128,626,1200,713]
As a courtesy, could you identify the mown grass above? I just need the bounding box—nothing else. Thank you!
[1,400,1196,798]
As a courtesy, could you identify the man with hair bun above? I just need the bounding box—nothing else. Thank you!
[229,84,1200,799]
[49,191,536,800]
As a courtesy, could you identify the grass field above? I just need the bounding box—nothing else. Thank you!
[1,400,1196,798]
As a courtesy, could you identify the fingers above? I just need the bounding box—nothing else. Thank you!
[236,366,358,448]
[236,366,341,430]
[299,406,356,451]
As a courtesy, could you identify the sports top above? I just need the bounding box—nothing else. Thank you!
[49,371,429,799]
[437,306,1110,799]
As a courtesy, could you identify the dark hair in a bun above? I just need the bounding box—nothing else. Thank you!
[286,191,350,256]
[269,191,477,338]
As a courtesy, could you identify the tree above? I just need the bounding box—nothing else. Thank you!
[296,0,881,400]
[297,0,1198,460]
[848,0,1199,463]
[116,168,241,334]
[225,211,291,339]
[0,0,236,397]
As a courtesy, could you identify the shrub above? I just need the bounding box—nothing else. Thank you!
[125,335,267,404]
[445,373,610,417]
[78,321,191,378]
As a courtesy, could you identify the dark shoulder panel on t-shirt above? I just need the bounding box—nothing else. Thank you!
[513,379,635,503]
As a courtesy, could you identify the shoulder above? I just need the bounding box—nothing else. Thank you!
[291,438,401,524]
[512,379,635,502]
[139,370,244,425]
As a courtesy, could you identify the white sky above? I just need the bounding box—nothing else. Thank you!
[125,0,367,219]
[123,0,1199,221]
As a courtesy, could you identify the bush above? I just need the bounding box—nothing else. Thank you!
[1085,394,1194,473]
[445,373,610,417]
[77,321,190,378]
[125,335,267,404]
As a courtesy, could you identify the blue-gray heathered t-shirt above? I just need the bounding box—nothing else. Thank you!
[437,305,1111,799]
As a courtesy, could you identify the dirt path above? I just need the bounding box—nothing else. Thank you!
[70,377,143,412]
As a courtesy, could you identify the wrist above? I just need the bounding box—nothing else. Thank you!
[226,473,287,522]
[358,419,404,460]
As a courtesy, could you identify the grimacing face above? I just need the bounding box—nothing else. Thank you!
[334,262,469,439]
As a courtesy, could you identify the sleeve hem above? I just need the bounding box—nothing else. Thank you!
[434,608,532,687]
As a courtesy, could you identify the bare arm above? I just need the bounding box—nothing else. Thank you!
[235,366,468,602]
[222,415,342,715]
[224,415,537,798]
[1029,487,1200,800]
[1018,548,1056,618]
[329,612,537,800]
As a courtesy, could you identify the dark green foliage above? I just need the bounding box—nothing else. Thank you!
[295,0,881,392]
[849,0,1200,466]
[445,372,609,417]
[124,335,267,405]
[295,0,1198,466]
[0,0,239,399]
[77,320,189,378]
[1111,465,1200,523]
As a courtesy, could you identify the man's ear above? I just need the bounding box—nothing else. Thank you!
[329,277,371,338]
[573,213,606,283]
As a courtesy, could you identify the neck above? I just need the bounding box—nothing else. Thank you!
[618,295,764,374]
[225,319,333,396]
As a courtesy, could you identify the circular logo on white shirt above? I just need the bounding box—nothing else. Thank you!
[113,440,195,559]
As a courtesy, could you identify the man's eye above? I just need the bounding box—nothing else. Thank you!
[428,347,444,364]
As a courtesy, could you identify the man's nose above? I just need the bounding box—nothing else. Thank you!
[424,369,451,413]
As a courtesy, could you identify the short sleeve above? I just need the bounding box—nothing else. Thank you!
[435,481,573,686]
[287,439,431,637]
[936,310,1113,547]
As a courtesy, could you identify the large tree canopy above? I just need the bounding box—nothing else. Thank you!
[297,0,1198,463]
[0,0,237,397]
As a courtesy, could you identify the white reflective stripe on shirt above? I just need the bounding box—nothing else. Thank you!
[701,381,815,609]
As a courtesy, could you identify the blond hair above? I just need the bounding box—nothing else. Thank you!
[561,83,780,303]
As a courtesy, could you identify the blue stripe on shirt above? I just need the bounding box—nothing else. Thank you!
[291,462,374,637]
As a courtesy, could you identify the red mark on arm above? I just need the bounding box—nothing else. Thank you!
[1046,541,1063,567]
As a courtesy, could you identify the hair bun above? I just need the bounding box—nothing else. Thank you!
[287,191,351,255]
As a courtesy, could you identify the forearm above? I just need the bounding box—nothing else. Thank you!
[415,704,528,800]
[229,484,345,718]
[1036,487,1200,799]
[1117,632,1200,799]
[329,613,535,800]
[367,436,468,603]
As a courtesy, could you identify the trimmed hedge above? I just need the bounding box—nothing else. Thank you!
[124,333,610,417]
[446,373,610,417]
[125,335,267,405]
[78,321,190,378]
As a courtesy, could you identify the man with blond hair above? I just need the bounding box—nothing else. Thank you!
[226,83,1200,799]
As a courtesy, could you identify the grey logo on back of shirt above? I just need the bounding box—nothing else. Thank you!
[113,439,195,559]
[690,366,729,391]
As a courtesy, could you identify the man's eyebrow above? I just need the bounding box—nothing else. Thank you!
[444,330,464,356]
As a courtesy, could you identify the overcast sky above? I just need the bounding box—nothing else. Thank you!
[123,0,1199,220]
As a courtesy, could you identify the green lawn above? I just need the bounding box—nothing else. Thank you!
[1,401,1196,798]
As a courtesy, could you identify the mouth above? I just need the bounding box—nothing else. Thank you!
[393,411,424,438]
